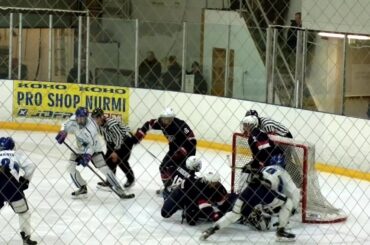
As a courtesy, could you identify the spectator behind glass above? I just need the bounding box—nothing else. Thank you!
[67,61,93,84]
[188,61,207,95]
[162,55,182,92]
[138,51,162,89]
[11,58,28,80]
[287,12,302,51]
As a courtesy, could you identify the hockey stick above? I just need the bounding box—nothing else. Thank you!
[129,132,162,164]
[63,142,134,199]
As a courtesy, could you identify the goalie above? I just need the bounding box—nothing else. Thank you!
[200,116,300,242]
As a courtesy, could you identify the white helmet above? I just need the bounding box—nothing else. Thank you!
[240,115,258,134]
[203,171,221,183]
[186,156,202,172]
[159,107,176,118]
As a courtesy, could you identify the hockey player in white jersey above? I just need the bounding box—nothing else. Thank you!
[200,116,300,242]
[0,137,37,245]
[55,107,134,199]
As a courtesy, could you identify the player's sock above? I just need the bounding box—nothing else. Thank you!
[276,227,296,242]
[20,231,37,245]
[71,185,87,199]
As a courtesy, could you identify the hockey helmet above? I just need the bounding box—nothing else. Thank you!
[186,156,202,172]
[75,107,88,126]
[91,108,104,118]
[0,137,15,151]
[245,109,259,117]
[159,107,175,126]
[75,107,88,117]
[240,115,258,135]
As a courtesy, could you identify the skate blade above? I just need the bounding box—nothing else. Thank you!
[71,193,88,199]
[124,182,135,189]
[276,236,296,242]
[120,193,135,199]
[96,185,112,192]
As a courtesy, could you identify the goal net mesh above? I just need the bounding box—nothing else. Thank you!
[231,133,347,223]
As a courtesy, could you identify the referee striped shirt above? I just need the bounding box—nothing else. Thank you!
[99,118,131,150]
[259,117,292,137]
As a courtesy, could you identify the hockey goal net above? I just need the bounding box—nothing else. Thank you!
[231,133,347,223]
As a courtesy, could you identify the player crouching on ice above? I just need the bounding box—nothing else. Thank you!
[0,137,37,244]
[161,156,229,226]
[133,108,197,199]
[55,107,134,199]
[200,116,300,242]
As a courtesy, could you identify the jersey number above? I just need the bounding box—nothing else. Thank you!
[265,167,277,175]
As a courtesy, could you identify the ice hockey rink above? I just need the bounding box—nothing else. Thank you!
[0,130,369,245]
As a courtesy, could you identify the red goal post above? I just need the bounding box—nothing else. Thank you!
[231,132,347,224]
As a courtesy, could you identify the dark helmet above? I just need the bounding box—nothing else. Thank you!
[75,107,88,118]
[245,109,259,117]
[0,137,15,151]
[91,108,104,118]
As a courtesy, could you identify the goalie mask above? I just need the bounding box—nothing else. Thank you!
[159,107,175,127]
[240,115,258,136]
[186,156,202,172]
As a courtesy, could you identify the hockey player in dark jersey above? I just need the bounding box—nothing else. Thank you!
[245,109,293,138]
[200,116,299,242]
[134,108,197,198]
[161,156,201,220]
[91,108,136,189]
[242,115,285,168]
[161,156,228,226]
[183,172,229,226]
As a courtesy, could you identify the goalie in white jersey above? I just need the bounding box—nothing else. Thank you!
[200,116,300,242]
[55,107,134,199]
[0,137,37,245]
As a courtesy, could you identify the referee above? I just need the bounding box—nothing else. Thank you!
[92,108,135,188]
[245,109,293,138]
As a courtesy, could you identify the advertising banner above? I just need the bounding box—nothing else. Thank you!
[13,80,130,123]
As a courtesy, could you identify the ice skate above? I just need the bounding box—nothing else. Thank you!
[71,185,87,199]
[114,186,135,199]
[276,227,296,242]
[20,231,37,245]
[97,181,112,192]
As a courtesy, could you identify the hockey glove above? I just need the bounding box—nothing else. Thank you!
[77,154,92,167]
[19,176,30,191]
[55,130,68,144]
[172,147,187,161]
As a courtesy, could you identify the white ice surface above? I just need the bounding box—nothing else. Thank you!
[0,130,369,244]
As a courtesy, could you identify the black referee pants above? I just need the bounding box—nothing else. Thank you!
[105,138,135,183]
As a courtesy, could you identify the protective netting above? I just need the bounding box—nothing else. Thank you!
[0,0,369,244]
[231,133,347,223]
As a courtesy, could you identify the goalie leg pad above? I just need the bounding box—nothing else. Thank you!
[10,198,29,214]
[215,199,243,229]
[278,198,294,228]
